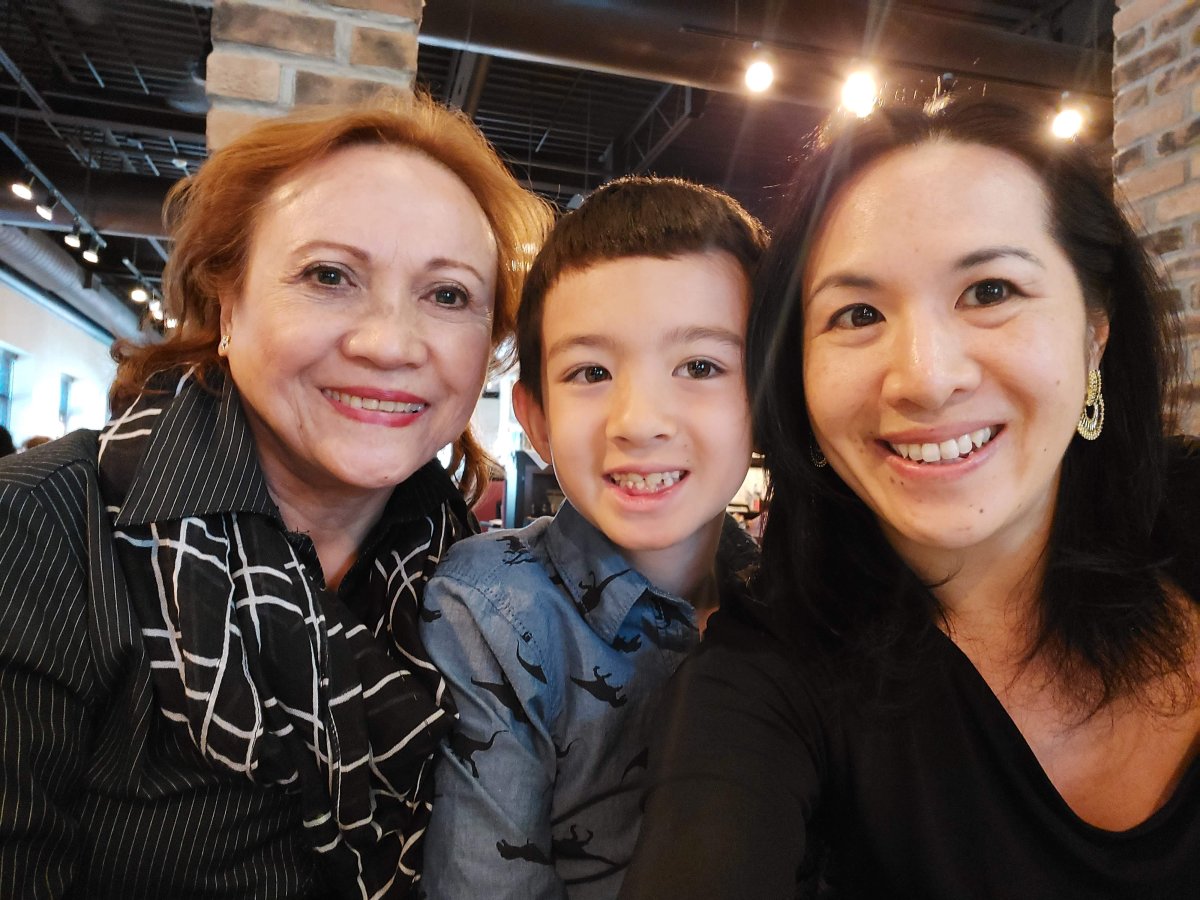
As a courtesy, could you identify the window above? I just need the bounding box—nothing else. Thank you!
[0,349,15,430]
[59,373,76,435]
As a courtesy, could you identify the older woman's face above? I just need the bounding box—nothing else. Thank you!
[801,141,1107,580]
[220,144,498,501]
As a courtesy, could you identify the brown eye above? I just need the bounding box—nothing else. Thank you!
[965,279,1016,306]
[582,365,609,383]
[682,359,720,379]
[433,286,468,307]
[309,266,345,286]
[832,304,882,329]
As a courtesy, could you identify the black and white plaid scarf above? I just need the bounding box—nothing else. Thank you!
[98,370,468,898]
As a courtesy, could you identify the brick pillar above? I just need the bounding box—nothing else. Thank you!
[1112,0,1200,432]
[206,0,423,151]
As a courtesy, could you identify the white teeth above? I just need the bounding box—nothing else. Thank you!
[890,426,994,464]
[610,471,683,493]
[323,389,425,414]
[938,438,960,461]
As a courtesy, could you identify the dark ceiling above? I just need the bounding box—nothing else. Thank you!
[0,0,1115,334]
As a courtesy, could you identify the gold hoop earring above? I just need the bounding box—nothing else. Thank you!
[810,440,828,468]
[218,334,231,355]
[1076,368,1104,441]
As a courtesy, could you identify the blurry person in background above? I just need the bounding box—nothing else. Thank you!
[621,101,1200,898]
[19,435,50,452]
[0,94,550,899]
[0,427,14,457]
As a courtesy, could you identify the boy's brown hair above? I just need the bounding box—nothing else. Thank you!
[516,175,768,405]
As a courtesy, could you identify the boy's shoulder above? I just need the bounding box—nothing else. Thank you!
[435,517,557,590]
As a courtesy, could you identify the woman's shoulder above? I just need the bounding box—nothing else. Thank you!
[0,430,100,513]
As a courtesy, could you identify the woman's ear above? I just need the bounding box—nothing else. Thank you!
[216,287,237,357]
[1088,312,1111,371]
[512,382,553,465]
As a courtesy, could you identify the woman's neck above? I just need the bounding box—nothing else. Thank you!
[889,513,1053,655]
[266,471,393,592]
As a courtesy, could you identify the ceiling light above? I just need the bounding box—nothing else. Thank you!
[130,286,149,303]
[35,196,58,221]
[63,224,82,249]
[10,175,34,201]
[841,70,879,118]
[149,300,164,321]
[82,240,100,264]
[165,317,179,329]
[1051,106,1084,140]
[745,57,774,93]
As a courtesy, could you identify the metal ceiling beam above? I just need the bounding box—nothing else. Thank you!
[446,50,492,118]
[0,103,205,144]
[603,84,704,175]
[419,0,1112,106]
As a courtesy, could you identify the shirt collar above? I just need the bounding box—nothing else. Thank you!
[544,501,696,643]
[112,369,281,526]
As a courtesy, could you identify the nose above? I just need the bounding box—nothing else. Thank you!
[880,310,980,411]
[605,373,675,445]
[342,294,430,369]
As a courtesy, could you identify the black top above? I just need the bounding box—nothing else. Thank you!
[620,443,1200,900]
[0,376,468,899]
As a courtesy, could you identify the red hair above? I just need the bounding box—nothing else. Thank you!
[112,93,552,504]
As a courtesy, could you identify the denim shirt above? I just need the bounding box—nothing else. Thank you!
[420,502,754,899]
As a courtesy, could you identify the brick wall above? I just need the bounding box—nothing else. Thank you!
[1112,0,1200,433]
[206,0,422,151]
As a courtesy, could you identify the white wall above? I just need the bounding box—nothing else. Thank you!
[0,278,116,444]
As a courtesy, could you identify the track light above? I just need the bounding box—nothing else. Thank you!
[35,196,58,221]
[130,286,149,303]
[841,70,879,119]
[64,223,82,249]
[1051,106,1084,140]
[82,240,100,264]
[745,45,774,93]
[10,174,34,201]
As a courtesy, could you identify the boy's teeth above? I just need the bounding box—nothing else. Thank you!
[891,427,994,463]
[324,389,424,414]
[610,471,683,493]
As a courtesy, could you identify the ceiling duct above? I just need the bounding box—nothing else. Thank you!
[0,225,143,341]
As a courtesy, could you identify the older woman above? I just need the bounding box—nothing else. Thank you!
[621,101,1200,897]
[0,95,550,898]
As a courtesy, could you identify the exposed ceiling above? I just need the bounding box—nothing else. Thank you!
[0,0,1115,336]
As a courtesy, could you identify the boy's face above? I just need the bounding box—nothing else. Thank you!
[514,251,752,570]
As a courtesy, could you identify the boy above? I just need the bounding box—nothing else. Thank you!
[420,176,767,899]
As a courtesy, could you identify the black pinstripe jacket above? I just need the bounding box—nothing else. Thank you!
[0,377,467,899]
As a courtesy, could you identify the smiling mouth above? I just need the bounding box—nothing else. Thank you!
[323,389,426,414]
[608,470,685,494]
[888,426,999,463]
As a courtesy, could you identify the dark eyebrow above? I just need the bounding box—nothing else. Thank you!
[956,246,1044,269]
[665,325,745,349]
[546,334,616,362]
[809,246,1045,301]
[808,273,880,301]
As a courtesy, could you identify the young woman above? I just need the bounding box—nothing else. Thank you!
[620,101,1200,898]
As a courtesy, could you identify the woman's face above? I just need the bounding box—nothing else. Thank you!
[801,141,1107,579]
[220,144,498,504]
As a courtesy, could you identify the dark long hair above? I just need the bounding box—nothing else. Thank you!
[747,100,1187,711]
